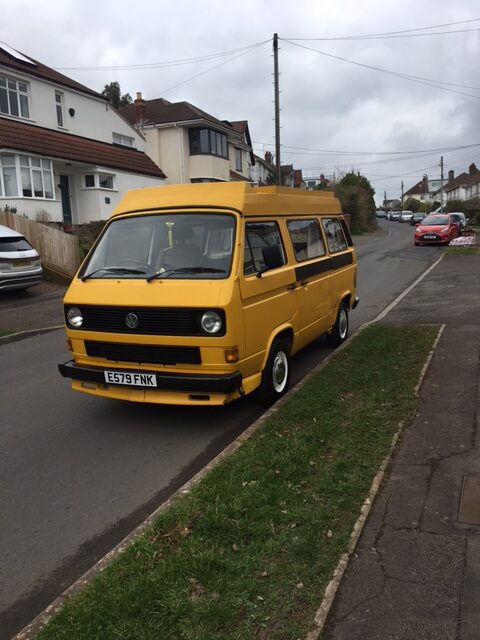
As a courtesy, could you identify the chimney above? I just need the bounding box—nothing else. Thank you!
[134,91,146,125]
[448,169,454,183]
[469,163,478,176]
[264,150,273,165]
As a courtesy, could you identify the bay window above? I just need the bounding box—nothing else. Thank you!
[0,153,54,199]
[189,128,228,159]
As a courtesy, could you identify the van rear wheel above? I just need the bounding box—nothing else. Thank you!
[327,301,349,348]
[259,338,291,404]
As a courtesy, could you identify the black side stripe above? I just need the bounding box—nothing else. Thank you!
[295,252,353,282]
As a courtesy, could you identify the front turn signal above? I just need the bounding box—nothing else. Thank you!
[225,347,239,363]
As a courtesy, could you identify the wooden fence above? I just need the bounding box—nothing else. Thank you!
[0,211,81,277]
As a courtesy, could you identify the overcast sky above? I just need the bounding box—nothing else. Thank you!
[3,0,480,203]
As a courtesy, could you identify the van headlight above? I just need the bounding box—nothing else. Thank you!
[200,310,222,334]
[66,306,83,328]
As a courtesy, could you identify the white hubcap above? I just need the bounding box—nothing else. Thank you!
[272,351,288,393]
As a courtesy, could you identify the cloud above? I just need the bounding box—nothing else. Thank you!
[2,0,480,202]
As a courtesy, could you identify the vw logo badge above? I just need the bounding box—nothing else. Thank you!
[125,313,139,329]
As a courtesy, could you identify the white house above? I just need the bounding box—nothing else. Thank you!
[0,43,165,224]
[250,151,275,185]
[120,94,254,185]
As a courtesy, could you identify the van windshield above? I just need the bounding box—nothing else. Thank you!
[80,212,236,280]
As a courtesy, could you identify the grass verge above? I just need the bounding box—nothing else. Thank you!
[37,324,439,640]
[445,246,479,256]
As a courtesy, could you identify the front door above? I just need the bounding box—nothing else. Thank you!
[59,174,72,224]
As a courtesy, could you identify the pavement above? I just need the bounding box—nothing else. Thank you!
[322,250,480,640]
[2,252,480,639]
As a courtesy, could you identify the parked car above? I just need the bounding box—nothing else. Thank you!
[410,212,426,226]
[398,210,414,223]
[414,214,460,246]
[389,212,401,221]
[448,212,468,233]
[0,225,42,291]
[376,210,387,218]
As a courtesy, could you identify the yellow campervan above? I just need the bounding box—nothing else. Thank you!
[59,183,358,406]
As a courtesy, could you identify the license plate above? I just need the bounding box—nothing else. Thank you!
[13,260,31,267]
[423,234,437,240]
[104,371,157,387]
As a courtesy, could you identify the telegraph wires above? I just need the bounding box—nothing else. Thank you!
[280,39,480,99]
[53,40,271,71]
[284,18,480,41]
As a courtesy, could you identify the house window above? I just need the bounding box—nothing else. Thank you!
[0,154,53,199]
[84,173,115,190]
[55,92,64,127]
[189,128,228,159]
[0,153,18,196]
[99,173,114,189]
[0,73,29,118]
[19,155,54,198]
[235,148,242,172]
[113,133,134,147]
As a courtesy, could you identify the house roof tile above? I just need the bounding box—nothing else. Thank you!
[229,169,251,182]
[120,98,236,133]
[0,44,103,99]
[0,117,165,178]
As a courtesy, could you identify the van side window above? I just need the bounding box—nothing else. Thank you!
[321,218,348,253]
[287,219,326,261]
[244,222,286,275]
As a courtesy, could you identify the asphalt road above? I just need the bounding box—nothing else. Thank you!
[0,219,443,639]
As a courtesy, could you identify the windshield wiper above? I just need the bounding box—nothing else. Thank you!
[81,266,147,281]
[147,267,226,282]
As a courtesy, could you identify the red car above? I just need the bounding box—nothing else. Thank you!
[414,214,460,246]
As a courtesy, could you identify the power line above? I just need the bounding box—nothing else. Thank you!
[285,26,480,42]
[281,39,480,99]
[285,18,480,41]
[149,42,267,98]
[252,141,480,157]
[53,40,271,71]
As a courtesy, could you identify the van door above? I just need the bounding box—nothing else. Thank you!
[286,218,332,348]
[240,220,297,378]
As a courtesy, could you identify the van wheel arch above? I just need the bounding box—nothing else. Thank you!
[258,330,293,404]
[327,300,349,348]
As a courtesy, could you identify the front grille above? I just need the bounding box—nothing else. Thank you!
[73,306,200,335]
[85,341,201,365]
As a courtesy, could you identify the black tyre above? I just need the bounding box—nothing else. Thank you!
[326,301,349,348]
[258,338,291,404]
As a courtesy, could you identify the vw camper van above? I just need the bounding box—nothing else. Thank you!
[59,183,358,405]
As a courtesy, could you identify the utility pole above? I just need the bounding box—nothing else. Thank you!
[401,181,404,207]
[273,33,281,186]
[439,155,444,213]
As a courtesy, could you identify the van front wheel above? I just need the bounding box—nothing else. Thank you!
[259,339,291,404]
[327,302,349,348]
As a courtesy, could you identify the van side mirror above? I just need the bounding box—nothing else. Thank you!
[257,245,284,277]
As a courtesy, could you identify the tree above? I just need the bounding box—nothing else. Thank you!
[403,197,422,213]
[334,172,377,233]
[101,81,133,109]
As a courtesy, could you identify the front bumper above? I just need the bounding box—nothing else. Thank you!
[58,360,242,394]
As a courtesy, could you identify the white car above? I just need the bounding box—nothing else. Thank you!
[398,211,414,223]
[0,224,42,291]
